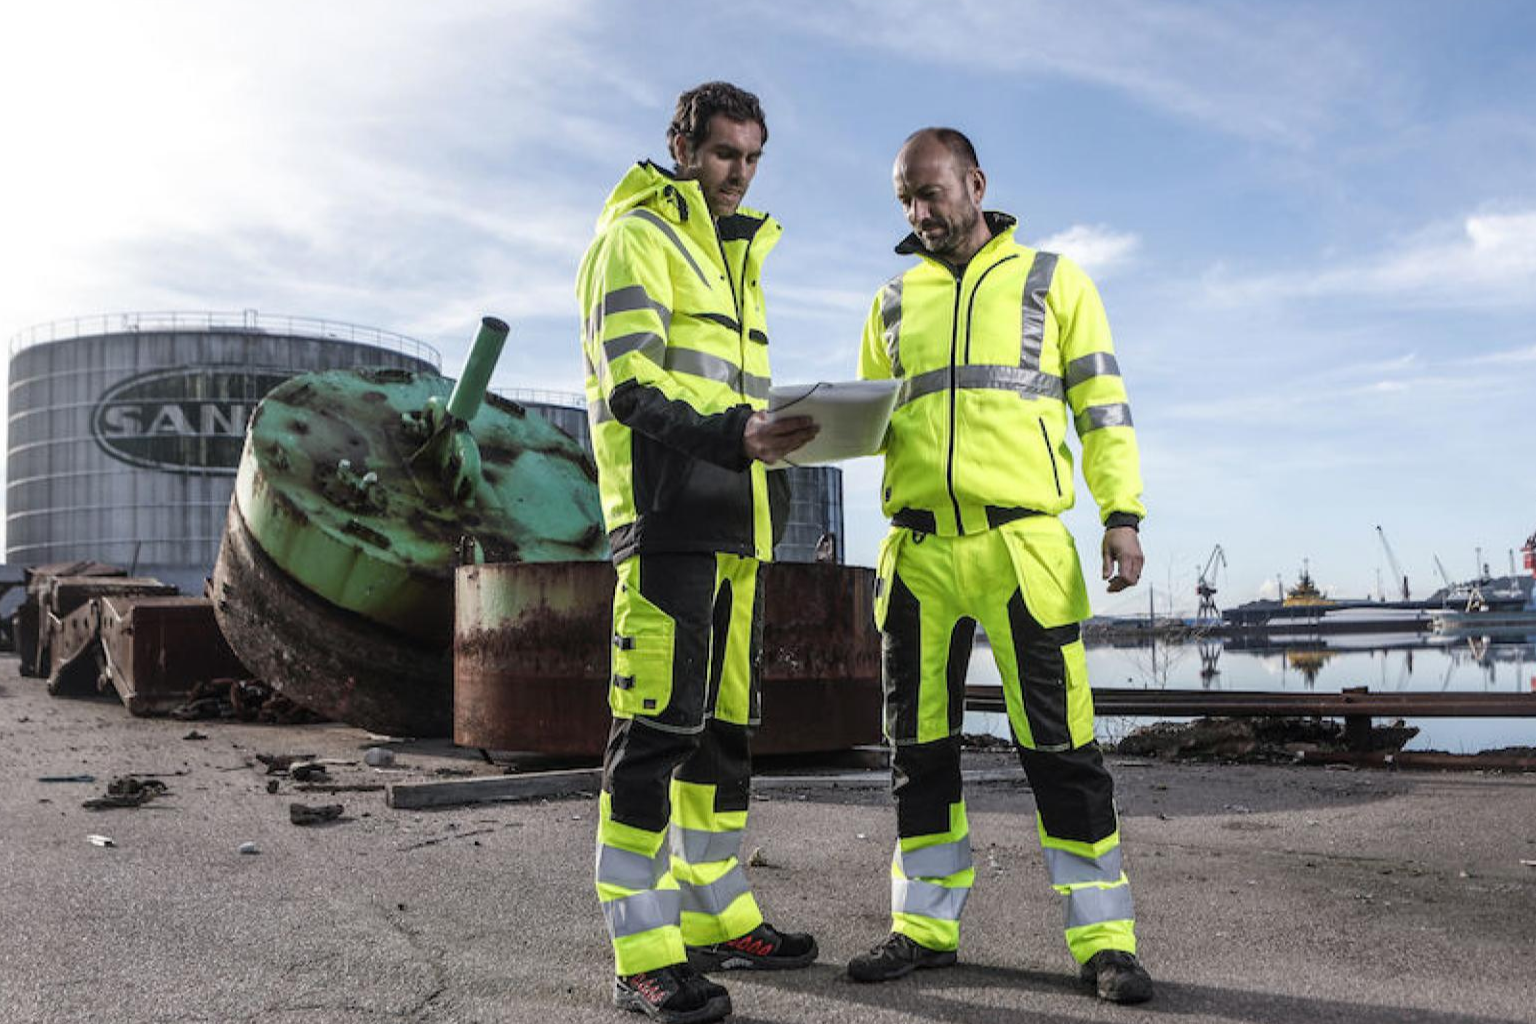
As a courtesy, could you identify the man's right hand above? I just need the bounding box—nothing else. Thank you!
[744,411,819,464]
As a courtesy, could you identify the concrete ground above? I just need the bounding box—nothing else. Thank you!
[3,655,1535,1024]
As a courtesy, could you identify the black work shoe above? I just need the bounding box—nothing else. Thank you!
[846,932,957,983]
[688,921,819,972]
[1079,950,1154,1004]
[613,964,731,1023]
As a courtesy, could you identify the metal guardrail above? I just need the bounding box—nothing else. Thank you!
[8,311,441,369]
[497,386,584,408]
[966,685,1536,751]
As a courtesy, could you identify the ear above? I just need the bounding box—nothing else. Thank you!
[670,132,692,170]
[969,166,987,204]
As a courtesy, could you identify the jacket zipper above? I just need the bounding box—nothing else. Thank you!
[715,223,748,399]
[1038,418,1062,497]
[945,270,964,536]
[962,254,1018,363]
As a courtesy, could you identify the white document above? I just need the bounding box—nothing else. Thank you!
[766,379,900,467]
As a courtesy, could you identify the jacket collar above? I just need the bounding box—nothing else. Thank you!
[894,211,1019,262]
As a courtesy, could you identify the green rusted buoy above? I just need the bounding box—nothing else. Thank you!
[212,317,606,736]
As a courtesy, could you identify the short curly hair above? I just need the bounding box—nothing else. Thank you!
[667,81,768,156]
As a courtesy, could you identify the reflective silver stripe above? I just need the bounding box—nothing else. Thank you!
[596,843,670,890]
[671,826,743,866]
[897,365,1065,409]
[664,348,771,401]
[1075,402,1134,435]
[624,209,710,286]
[880,279,904,377]
[677,866,751,917]
[1043,845,1123,887]
[892,877,968,921]
[1019,251,1058,373]
[1064,882,1135,930]
[589,397,613,424]
[898,837,973,879]
[603,888,682,938]
[1065,351,1120,390]
[604,331,665,366]
[603,285,672,329]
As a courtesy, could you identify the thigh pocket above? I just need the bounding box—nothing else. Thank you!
[1001,523,1091,629]
[1062,637,1097,748]
[610,567,677,719]
[873,528,908,631]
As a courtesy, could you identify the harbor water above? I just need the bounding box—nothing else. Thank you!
[964,633,1536,753]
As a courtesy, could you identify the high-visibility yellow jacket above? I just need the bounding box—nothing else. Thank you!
[859,213,1145,536]
[578,161,784,563]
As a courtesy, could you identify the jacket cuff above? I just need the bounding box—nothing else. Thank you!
[1105,512,1141,531]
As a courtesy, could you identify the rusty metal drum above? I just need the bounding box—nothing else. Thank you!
[454,560,881,756]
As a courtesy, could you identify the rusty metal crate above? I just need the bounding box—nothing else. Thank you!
[97,596,250,715]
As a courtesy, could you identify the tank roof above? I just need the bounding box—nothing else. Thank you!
[9,310,439,369]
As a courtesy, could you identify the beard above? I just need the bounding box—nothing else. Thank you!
[922,205,981,260]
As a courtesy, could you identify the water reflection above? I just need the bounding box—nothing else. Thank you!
[966,633,1536,752]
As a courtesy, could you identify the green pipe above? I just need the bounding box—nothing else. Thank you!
[446,316,509,422]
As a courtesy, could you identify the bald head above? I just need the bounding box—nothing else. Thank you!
[900,127,979,172]
[893,127,990,265]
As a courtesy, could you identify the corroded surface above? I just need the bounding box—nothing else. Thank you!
[213,501,453,737]
[454,561,881,755]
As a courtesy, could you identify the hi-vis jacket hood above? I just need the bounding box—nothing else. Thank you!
[579,161,785,563]
[859,212,1145,537]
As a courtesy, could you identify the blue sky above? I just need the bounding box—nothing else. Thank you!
[3,1,1534,614]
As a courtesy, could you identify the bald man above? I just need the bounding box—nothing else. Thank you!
[849,127,1153,1004]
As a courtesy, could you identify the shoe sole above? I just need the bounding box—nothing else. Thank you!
[846,950,957,984]
[687,942,819,972]
[613,988,732,1023]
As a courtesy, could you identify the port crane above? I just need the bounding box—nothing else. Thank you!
[1196,544,1227,621]
[1375,525,1410,601]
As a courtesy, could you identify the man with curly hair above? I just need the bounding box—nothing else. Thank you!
[579,81,820,1023]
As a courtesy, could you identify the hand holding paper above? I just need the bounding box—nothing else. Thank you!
[763,380,901,467]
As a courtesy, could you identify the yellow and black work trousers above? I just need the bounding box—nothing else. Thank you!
[874,515,1136,963]
[595,552,766,976]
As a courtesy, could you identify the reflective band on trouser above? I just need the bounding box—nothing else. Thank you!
[897,364,1065,408]
[671,825,743,866]
[881,279,904,377]
[597,842,670,890]
[1074,402,1133,435]
[894,877,968,920]
[604,887,683,938]
[1042,844,1122,886]
[1064,351,1120,390]
[678,865,751,917]
[664,347,772,401]
[1019,251,1059,373]
[1044,841,1136,963]
[890,829,973,952]
[677,859,760,945]
[898,835,973,879]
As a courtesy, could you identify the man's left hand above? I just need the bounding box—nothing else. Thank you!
[1101,526,1144,593]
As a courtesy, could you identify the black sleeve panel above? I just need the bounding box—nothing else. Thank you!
[609,379,753,472]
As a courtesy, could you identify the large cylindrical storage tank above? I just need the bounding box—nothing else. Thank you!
[509,388,591,452]
[505,391,845,564]
[7,312,439,589]
[775,465,844,564]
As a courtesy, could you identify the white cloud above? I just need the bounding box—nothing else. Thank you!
[776,0,1379,146]
[1031,224,1140,277]
[1202,209,1536,309]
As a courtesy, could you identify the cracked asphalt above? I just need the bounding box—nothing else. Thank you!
[3,655,1535,1024]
